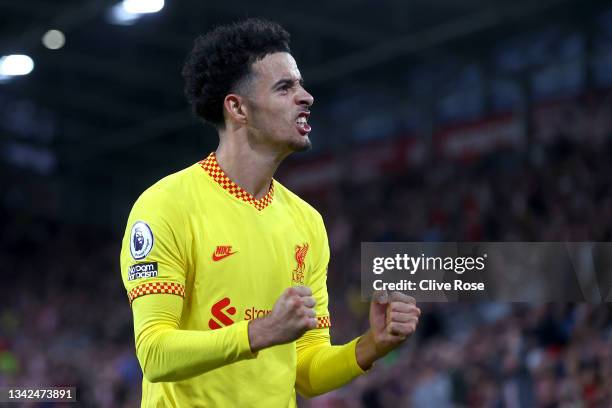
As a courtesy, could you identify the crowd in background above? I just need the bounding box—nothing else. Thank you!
[2,126,611,406]
[304,131,612,407]
[1,4,612,408]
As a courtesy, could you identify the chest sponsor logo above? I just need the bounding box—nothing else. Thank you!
[208,298,272,329]
[244,306,272,320]
[130,221,154,260]
[292,243,309,284]
[212,245,237,262]
[208,297,236,329]
[127,262,158,281]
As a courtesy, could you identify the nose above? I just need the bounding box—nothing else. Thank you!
[295,87,314,108]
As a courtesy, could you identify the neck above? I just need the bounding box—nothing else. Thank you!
[215,128,288,200]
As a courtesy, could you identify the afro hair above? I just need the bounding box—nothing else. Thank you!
[182,19,291,128]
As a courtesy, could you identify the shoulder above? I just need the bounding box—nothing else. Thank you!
[144,164,199,197]
[132,164,200,217]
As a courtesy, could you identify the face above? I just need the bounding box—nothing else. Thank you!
[241,52,314,154]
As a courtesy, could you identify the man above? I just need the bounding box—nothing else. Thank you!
[120,19,420,407]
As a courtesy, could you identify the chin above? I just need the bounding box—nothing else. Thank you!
[288,136,312,152]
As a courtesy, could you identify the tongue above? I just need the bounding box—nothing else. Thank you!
[297,122,311,135]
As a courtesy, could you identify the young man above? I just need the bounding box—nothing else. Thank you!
[120,19,420,407]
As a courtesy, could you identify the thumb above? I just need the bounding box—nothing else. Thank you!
[371,290,388,305]
[370,290,389,330]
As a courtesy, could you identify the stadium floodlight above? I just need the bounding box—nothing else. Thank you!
[42,30,66,50]
[107,0,164,25]
[108,3,140,25]
[122,0,164,14]
[0,55,34,80]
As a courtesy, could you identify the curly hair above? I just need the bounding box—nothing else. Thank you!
[182,19,291,128]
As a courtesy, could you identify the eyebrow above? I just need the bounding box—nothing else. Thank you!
[271,77,304,90]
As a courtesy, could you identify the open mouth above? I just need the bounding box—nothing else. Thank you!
[296,112,311,135]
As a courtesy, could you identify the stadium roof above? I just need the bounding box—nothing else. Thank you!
[0,0,604,171]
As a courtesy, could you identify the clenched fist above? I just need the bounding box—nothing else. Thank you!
[248,286,317,352]
[356,290,420,369]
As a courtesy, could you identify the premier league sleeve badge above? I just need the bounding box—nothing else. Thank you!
[130,221,154,260]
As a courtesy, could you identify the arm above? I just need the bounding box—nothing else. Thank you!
[133,285,320,382]
[295,329,364,398]
[133,294,255,382]
[122,189,259,382]
[294,291,421,397]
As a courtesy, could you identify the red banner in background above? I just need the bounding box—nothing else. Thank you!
[279,89,612,194]
[280,115,524,192]
[532,91,612,145]
[279,136,425,192]
[434,114,524,160]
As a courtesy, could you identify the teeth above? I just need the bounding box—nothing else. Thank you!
[296,117,307,125]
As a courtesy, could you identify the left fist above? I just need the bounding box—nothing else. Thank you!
[369,290,420,355]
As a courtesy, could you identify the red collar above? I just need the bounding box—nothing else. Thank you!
[199,152,274,211]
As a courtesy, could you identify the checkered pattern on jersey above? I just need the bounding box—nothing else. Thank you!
[316,315,331,329]
[128,282,185,304]
[199,153,274,211]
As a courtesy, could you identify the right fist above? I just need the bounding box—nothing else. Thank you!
[269,286,318,343]
[248,286,317,351]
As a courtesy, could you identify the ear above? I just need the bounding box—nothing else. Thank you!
[223,94,248,125]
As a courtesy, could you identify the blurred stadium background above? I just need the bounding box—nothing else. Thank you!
[2,0,612,406]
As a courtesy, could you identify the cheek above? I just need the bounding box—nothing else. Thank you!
[247,99,293,134]
[257,107,291,129]
[249,111,286,138]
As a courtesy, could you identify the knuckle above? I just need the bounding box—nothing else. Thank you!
[391,303,404,312]
[301,317,313,328]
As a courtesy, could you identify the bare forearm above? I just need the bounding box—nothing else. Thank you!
[248,317,277,351]
[248,286,318,352]
[355,330,382,370]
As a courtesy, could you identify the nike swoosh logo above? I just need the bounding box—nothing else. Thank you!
[212,252,237,261]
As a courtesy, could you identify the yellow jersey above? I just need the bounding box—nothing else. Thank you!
[120,153,362,407]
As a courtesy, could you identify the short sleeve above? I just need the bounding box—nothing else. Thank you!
[120,187,188,305]
[306,212,331,330]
